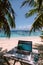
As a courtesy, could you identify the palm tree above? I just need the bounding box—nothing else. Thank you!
[0,0,15,37]
[21,0,43,33]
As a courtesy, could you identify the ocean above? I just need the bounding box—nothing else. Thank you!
[0,30,41,37]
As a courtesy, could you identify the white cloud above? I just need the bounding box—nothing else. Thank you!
[15,25,32,30]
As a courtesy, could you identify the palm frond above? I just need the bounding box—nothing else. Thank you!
[2,0,15,28]
[0,13,10,37]
[30,14,43,33]
[25,8,38,18]
[2,0,15,18]
[0,0,16,37]
[38,0,42,10]
[3,20,11,37]
[6,11,15,28]
[29,0,34,6]
[21,0,35,7]
[21,0,29,7]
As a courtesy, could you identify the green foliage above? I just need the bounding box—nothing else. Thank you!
[6,12,15,28]
[21,0,35,7]
[0,0,15,37]
[37,0,43,10]
[30,13,43,32]
[21,0,43,33]
[25,8,38,18]
[41,31,43,36]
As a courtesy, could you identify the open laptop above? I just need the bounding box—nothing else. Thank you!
[4,40,35,65]
[17,40,32,55]
[4,41,39,64]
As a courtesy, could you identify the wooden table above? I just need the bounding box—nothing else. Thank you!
[4,48,39,65]
[4,52,34,65]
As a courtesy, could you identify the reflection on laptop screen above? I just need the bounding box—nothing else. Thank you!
[18,40,32,52]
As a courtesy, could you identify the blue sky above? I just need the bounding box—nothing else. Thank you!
[10,0,36,30]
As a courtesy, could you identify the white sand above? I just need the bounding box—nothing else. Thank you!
[0,36,43,51]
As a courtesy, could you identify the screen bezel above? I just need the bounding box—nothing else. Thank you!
[17,40,32,52]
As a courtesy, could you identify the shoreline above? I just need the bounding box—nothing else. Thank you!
[0,36,43,51]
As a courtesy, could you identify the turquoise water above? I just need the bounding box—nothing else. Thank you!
[0,30,41,37]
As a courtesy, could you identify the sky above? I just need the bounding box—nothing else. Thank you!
[10,0,36,30]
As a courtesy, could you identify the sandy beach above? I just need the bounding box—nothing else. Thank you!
[0,36,43,51]
[0,36,43,65]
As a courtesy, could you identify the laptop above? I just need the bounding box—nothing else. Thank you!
[17,40,32,55]
[5,40,32,63]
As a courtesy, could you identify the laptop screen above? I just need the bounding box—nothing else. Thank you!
[17,40,32,52]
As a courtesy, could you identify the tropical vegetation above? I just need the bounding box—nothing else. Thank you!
[0,0,43,37]
[21,0,43,33]
[0,0,15,37]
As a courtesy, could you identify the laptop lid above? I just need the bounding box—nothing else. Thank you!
[17,40,32,52]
